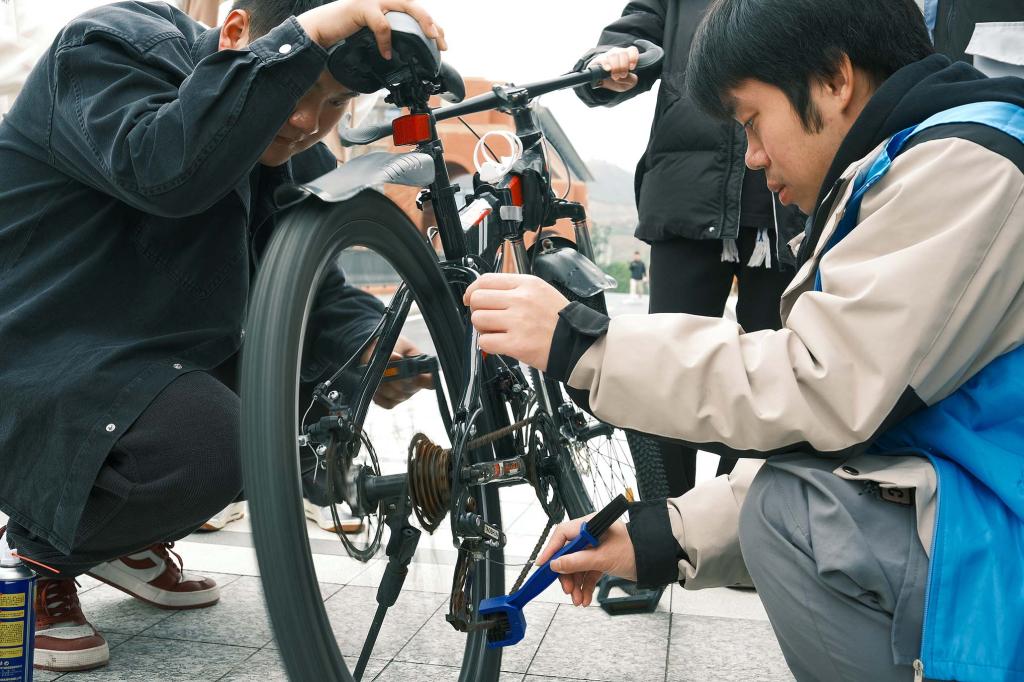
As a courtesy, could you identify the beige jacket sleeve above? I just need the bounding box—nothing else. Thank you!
[664,459,761,589]
[568,138,1024,454]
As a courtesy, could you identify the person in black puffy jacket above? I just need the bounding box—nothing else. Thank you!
[574,1,805,497]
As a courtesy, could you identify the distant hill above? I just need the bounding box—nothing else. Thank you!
[585,159,637,206]
[582,159,648,265]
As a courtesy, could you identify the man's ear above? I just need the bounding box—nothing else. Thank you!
[822,54,856,111]
[219,9,251,50]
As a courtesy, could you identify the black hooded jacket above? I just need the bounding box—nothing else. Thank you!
[0,3,383,552]
[573,0,805,252]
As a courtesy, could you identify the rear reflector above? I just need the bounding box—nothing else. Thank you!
[392,114,432,146]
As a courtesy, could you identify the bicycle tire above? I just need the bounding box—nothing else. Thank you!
[241,190,503,681]
[532,275,651,517]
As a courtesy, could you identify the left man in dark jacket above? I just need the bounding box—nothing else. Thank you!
[0,0,443,672]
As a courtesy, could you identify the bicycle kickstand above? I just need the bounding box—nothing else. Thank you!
[353,500,421,680]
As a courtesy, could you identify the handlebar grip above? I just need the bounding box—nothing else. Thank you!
[587,39,664,85]
[338,122,393,147]
[632,39,663,72]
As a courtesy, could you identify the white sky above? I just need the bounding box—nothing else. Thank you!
[428,0,658,173]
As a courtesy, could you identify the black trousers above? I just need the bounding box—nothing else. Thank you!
[8,371,243,578]
[647,229,795,496]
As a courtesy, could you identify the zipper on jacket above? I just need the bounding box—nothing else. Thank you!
[735,160,745,241]
[916,454,941,682]
[771,192,780,265]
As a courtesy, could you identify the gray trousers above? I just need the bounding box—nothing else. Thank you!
[739,454,929,682]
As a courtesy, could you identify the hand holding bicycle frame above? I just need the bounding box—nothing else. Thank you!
[464,273,569,372]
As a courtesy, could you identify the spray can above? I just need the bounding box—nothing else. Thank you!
[0,547,35,681]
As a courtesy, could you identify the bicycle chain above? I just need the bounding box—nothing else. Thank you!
[461,416,534,452]
[511,515,557,593]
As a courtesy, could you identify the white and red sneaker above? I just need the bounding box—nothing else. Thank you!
[303,499,364,533]
[34,578,109,672]
[198,501,246,532]
[87,542,219,610]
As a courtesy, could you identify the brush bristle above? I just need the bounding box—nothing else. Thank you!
[586,493,630,537]
[485,613,511,643]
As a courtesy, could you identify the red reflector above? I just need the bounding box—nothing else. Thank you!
[392,114,432,145]
[507,175,523,206]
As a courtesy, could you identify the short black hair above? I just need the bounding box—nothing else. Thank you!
[686,0,934,131]
[232,0,328,40]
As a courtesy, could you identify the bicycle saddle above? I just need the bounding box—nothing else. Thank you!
[327,12,465,103]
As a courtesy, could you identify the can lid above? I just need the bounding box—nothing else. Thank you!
[0,535,20,567]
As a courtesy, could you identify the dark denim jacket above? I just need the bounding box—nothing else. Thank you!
[0,2,382,552]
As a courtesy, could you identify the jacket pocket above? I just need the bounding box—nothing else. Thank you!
[130,193,247,301]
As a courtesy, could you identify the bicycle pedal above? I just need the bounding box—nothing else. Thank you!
[596,575,664,615]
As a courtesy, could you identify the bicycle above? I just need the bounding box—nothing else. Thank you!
[240,13,664,681]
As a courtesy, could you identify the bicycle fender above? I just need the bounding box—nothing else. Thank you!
[274,151,435,207]
[532,246,617,298]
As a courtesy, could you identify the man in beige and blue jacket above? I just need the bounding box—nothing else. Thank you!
[464,0,1024,679]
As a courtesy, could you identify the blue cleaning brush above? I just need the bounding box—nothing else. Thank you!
[479,493,631,647]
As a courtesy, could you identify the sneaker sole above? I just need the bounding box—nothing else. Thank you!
[34,641,110,672]
[303,500,364,533]
[197,508,246,532]
[86,564,220,610]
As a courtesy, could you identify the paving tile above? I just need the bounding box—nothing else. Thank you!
[523,677,591,682]
[345,558,453,593]
[394,599,556,674]
[372,661,525,681]
[323,584,446,659]
[57,635,256,681]
[144,576,275,648]
[666,615,794,681]
[150,574,342,651]
[78,584,177,636]
[106,632,133,649]
[219,646,387,681]
[670,585,769,621]
[528,604,669,681]
[32,670,64,681]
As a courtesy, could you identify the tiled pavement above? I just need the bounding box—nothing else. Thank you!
[14,476,794,682]
[11,294,795,681]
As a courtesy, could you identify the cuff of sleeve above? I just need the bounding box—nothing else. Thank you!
[545,301,610,382]
[627,499,689,589]
[249,17,328,99]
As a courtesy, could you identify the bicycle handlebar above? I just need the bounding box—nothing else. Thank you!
[434,39,663,122]
[338,40,664,146]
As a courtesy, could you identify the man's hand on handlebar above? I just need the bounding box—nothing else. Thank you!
[296,0,447,58]
[590,46,640,92]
